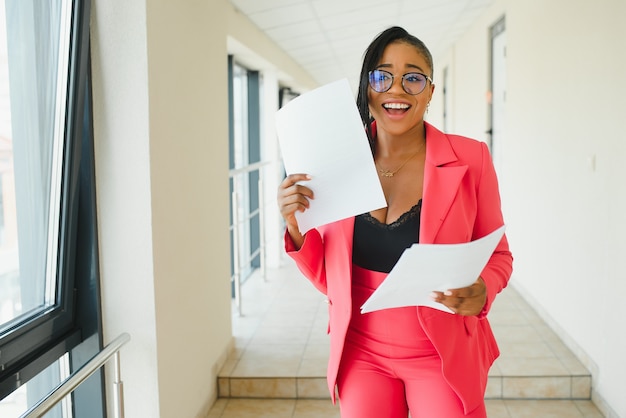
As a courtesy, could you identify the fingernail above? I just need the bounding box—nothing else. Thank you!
[429,292,438,300]
[444,291,452,296]
[305,174,312,180]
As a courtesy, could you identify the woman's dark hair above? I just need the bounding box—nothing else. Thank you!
[356,26,434,150]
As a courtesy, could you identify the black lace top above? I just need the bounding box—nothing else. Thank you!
[352,199,422,273]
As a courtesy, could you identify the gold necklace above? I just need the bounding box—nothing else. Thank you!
[376,141,425,177]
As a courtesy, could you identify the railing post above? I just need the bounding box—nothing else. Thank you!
[231,187,243,317]
[113,350,125,418]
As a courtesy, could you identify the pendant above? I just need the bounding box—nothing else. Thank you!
[378,169,394,177]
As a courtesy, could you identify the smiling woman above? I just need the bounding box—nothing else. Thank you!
[277,26,512,418]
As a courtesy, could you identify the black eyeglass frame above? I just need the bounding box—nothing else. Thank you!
[368,69,434,95]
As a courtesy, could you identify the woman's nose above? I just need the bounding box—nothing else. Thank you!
[388,75,405,94]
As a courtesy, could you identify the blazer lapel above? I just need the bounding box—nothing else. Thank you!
[420,123,468,243]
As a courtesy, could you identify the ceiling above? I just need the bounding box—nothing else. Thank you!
[230,0,494,90]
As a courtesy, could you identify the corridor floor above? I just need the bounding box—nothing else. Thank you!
[209,258,603,418]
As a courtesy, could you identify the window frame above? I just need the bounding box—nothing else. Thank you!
[0,0,96,401]
[228,57,263,288]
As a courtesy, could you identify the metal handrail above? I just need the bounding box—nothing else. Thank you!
[228,160,269,177]
[20,332,131,418]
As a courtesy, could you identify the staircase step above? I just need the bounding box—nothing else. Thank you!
[218,370,591,400]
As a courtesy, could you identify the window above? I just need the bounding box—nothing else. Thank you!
[0,0,73,335]
[228,57,262,287]
[0,0,104,415]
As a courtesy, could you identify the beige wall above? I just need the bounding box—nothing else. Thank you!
[92,0,233,415]
[432,1,626,416]
[145,0,232,416]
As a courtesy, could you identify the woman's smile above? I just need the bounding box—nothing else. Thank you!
[382,100,412,119]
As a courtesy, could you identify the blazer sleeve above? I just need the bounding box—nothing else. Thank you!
[475,141,513,318]
[284,228,328,295]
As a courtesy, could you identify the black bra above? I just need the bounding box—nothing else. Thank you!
[352,200,422,273]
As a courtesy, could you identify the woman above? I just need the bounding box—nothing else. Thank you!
[277,26,512,418]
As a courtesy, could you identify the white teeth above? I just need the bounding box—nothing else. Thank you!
[383,103,410,109]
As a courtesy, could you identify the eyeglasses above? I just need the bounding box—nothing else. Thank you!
[368,69,433,95]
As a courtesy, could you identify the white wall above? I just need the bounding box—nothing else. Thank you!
[91,0,162,415]
[434,1,626,416]
[92,0,232,416]
[90,0,318,416]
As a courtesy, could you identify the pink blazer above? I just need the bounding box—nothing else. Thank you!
[285,122,513,414]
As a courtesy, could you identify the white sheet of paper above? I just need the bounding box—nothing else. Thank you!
[275,79,386,233]
[360,225,506,314]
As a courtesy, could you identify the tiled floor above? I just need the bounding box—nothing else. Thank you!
[210,258,604,418]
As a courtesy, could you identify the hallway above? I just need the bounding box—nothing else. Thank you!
[210,259,603,417]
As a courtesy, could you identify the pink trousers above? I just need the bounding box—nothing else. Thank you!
[336,265,487,418]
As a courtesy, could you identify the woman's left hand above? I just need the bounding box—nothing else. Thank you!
[430,277,487,316]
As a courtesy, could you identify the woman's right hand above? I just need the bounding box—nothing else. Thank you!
[277,173,314,249]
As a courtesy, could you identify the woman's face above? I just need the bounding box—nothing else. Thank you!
[368,41,434,137]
